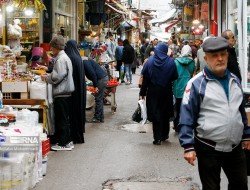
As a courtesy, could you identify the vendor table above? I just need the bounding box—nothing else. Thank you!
[2,99,47,129]
[104,84,118,113]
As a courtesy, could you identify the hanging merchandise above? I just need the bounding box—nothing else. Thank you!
[11,0,46,13]
[184,5,192,15]
[85,0,106,37]
[201,2,209,20]
[0,0,10,3]
[193,4,200,20]
[183,5,193,22]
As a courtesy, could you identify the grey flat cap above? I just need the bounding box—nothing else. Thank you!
[202,37,228,52]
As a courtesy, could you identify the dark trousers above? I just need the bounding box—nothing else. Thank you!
[152,119,170,141]
[195,139,248,190]
[116,60,122,81]
[173,98,182,130]
[54,97,71,146]
[94,76,108,120]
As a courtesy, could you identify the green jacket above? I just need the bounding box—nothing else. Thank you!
[173,57,195,98]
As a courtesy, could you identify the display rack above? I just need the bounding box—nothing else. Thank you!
[6,11,40,53]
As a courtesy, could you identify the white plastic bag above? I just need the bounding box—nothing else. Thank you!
[30,81,47,99]
[138,99,147,124]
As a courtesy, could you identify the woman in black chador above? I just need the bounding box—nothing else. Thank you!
[140,42,178,145]
[65,40,86,143]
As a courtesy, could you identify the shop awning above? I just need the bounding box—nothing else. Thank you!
[149,8,176,24]
[105,3,127,15]
[165,19,180,32]
[120,20,137,28]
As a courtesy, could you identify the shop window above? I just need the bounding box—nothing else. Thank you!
[55,14,72,40]
[6,11,40,54]
[54,0,74,40]
[55,0,72,14]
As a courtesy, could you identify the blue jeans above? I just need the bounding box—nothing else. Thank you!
[94,76,108,120]
[124,64,132,82]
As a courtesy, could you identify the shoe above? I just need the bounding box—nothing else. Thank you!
[51,144,72,151]
[89,118,101,123]
[121,80,125,83]
[153,140,161,145]
[130,81,132,84]
[125,82,130,85]
[161,136,169,141]
[67,141,74,149]
[100,118,104,123]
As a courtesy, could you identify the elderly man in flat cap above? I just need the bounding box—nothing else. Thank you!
[41,35,75,151]
[178,36,250,190]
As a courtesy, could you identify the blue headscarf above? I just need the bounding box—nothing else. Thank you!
[142,42,177,87]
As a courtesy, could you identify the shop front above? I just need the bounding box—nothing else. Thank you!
[218,0,248,88]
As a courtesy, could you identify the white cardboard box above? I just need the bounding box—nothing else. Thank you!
[2,81,29,93]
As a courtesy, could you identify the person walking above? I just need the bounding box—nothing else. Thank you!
[144,38,158,59]
[140,38,149,64]
[178,37,250,190]
[115,39,124,82]
[140,42,178,145]
[222,29,242,82]
[122,39,135,84]
[65,40,85,144]
[169,39,180,58]
[84,57,108,123]
[173,45,195,132]
[196,35,214,73]
[41,35,75,151]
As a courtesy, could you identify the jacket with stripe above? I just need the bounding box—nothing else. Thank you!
[178,68,250,152]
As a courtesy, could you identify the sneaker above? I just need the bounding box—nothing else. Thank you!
[130,81,132,84]
[125,82,130,85]
[67,141,74,149]
[89,118,101,123]
[51,144,72,151]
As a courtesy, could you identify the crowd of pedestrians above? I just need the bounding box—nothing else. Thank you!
[136,32,250,189]
[38,30,250,189]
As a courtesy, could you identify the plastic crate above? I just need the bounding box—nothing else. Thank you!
[42,138,50,156]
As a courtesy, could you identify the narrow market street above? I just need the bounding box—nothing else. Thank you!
[33,68,250,190]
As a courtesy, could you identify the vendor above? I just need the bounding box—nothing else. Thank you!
[83,56,108,123]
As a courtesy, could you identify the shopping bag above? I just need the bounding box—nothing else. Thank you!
[132,105,142,123]
[138,99,147,124]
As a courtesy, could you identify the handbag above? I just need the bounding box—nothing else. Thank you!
[132,105,142,123]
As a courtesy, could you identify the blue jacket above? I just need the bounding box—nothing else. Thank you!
[84,58,107,87]
[178,68,250,152]
[115,45,123,61]
[173,57,195,98]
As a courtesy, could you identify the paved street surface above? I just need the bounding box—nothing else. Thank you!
[34,67,250,190]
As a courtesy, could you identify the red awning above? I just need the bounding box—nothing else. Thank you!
[165,20,180,32]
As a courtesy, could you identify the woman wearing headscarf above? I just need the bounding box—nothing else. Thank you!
[139,42,178,145]
[173,45,195,132]
[65,40,85,144]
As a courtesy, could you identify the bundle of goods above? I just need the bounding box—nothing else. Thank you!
[107,79,118,86]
